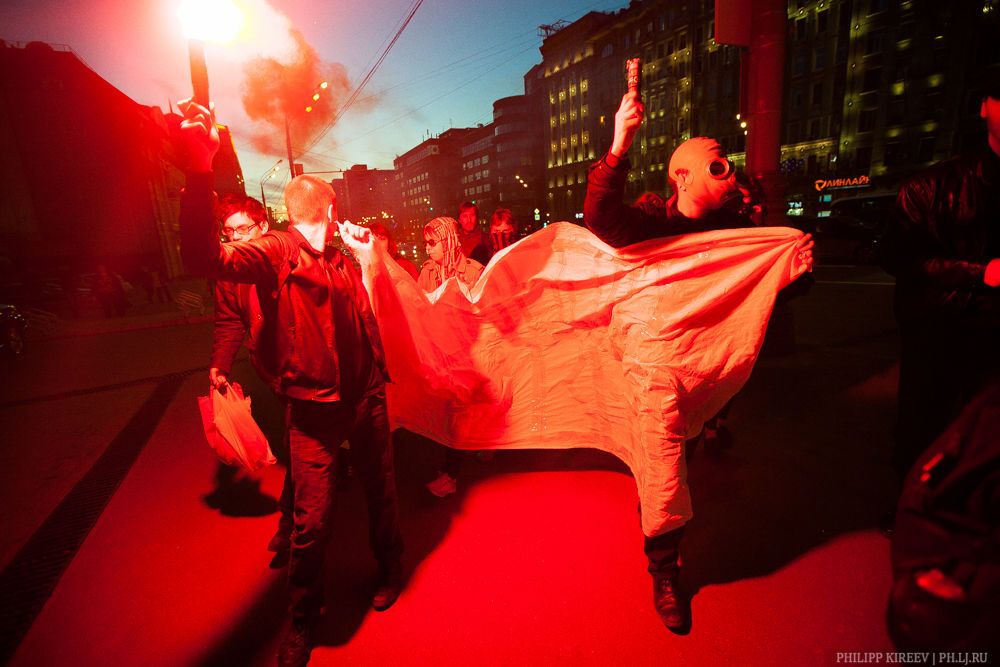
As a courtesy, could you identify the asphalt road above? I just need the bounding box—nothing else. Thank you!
[0,264,902,666]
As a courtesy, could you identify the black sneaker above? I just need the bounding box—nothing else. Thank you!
[277,620,311,667]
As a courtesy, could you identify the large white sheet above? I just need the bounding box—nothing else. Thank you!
[354,222,806,535]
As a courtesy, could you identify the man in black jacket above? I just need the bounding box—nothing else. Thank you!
[882,84,1000,484]
[178,99,403,667]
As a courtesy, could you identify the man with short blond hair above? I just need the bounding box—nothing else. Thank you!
[179,100,403,667]
[285,174,335,227]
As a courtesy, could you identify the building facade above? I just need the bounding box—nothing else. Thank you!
[459,124,496,218]
[493,91,546,234]
[394,127,480,253]
[334,164,401,226]
[535,0,999,218]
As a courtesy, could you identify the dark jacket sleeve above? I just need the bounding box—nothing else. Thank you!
[884,172,988,288]
[583,152,662,248]
[469,243,491,267]
[210,281,247,374]
[180,171,281,284]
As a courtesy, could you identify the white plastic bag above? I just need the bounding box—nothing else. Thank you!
[197,382,276,472]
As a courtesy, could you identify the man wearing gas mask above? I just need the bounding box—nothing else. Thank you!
[584,89,813,635]
[585,93,756,246]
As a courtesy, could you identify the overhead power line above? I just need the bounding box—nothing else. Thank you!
[279,0,626,169]
[299,0,425,155]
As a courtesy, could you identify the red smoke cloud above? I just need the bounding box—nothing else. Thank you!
[240,29,350,157]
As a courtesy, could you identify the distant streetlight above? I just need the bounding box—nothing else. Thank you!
[259,159,283,221]
[286,80,331,178]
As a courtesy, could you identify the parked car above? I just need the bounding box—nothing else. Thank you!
[1,304,27,356]
[829,192,897,226]
[789,214,883,265]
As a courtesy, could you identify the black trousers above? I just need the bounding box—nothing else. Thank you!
[285,390,403,620]
[643,526,684,576]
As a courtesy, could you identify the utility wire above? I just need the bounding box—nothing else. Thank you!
[274,0,627,169]
[348,34,541,106]
[299,0,425,155]
[332,43,540,148]
[283,37,538,165]
[298,0,624,159]
[354,0,424,86]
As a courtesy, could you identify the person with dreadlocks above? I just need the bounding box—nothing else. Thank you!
[416,216,485,497]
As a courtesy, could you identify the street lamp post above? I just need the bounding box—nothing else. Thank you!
[259,159,283,222]
[285,80,330,179]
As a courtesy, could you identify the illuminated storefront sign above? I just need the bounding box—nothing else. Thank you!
[814,175,870,191]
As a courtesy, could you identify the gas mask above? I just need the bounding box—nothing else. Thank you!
[668,137,740,212]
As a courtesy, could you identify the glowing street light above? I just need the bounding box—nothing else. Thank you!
[178,0,243,108]
[286,79,331,177]
[259,158,283,221]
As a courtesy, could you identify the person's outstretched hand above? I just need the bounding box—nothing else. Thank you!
[611,91,644,158]
[178,97,219,173]
[794,233,815,274]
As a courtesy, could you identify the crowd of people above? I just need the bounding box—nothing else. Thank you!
[174,71,998,664]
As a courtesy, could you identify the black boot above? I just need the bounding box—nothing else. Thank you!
[372,560,403,611]
[652,572,690,633]
[644,527,691,634]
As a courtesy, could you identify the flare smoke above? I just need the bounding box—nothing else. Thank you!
[241,29,350,157]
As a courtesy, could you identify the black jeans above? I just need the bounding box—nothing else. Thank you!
[286,390,403,620]
[644,527,684,577]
